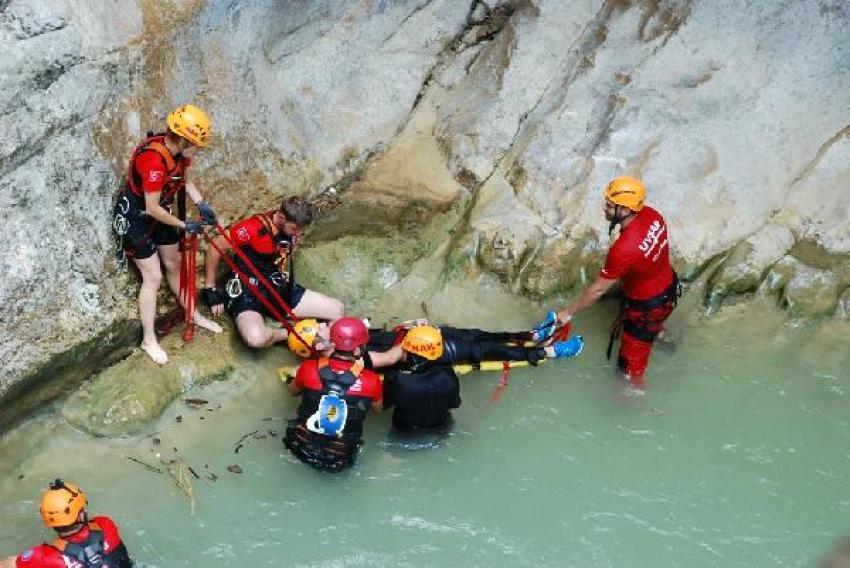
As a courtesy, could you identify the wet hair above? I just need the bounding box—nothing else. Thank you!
[280,196,314,227]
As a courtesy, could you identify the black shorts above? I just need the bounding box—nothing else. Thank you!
[122,218,180,260]
[224,274,306,319]
[113,192,179,260]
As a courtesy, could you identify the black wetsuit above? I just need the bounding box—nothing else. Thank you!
[383,364,461,430]
[368,326,545,430]
[366,326,546,367]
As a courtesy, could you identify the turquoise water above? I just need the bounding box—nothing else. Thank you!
[0,295,849,567]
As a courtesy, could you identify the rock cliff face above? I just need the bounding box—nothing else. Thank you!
[0,0,848,421]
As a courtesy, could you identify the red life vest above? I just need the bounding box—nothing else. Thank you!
[125,133,188,207]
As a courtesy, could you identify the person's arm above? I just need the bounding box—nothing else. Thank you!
[371,400,383,413]
[201,231,231,316]
[287,379,302,397]
[367,344,403,369]
[557,276,617,323]
[144,191,186,229]
[0,556,17,568]
[184,178,203,205]
[288,361,311,396]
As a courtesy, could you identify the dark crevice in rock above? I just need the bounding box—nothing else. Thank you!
[401,0,517,136]
[768,125,850,221]
[0,107,102,182]
[264,6,334,64]
[30,55,85,91]
[0,318,139,435]
[791,125,849,191]
[382,0,437,46]
[9,18,68,41]
[482,3,617,187]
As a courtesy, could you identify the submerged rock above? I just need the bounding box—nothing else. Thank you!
[763,256,843,319]
[61,322,239,437]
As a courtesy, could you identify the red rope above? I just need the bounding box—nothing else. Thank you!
[212,223,301,322]
[486,361,512,407]
[202,226,316,356]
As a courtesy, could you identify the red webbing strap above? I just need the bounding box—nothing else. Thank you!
[486,362,512,408]
[202,228,316,356]
[212,223,300,322]
[180,234,198,341]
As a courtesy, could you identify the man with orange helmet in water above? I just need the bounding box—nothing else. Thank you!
[2,479,133,567]
[538,176,679,389]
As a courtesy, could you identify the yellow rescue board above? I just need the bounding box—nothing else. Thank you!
[277,358,541,383]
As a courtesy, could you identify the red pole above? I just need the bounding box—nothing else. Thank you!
[182,235,197,342]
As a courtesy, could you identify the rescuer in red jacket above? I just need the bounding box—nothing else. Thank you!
[540,177,680,389]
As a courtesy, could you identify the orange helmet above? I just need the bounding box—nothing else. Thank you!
[401,325,443,361]
[604,176,645,212]
[40,480,87,528]
[167,104,211,147]
[287,319,318,358]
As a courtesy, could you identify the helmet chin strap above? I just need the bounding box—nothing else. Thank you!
[608,205,627,235]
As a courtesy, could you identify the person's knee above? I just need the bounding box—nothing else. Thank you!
[240,327,269,349]
[141,270,163,289]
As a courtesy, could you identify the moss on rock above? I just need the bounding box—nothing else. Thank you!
[297,201,464,314]
[61,321,240,438]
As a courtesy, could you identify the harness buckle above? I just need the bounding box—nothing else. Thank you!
[226,277,243,298]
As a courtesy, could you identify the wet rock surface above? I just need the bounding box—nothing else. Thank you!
[1,0,849,422]
[61,320,239,437]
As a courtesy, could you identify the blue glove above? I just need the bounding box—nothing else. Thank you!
[184,221,205,235]
[552,335,584,358]
[196,201,217,225]
[531,310,558,342]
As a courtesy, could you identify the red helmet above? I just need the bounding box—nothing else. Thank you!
[329,318,369,351]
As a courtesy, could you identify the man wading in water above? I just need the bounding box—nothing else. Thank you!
[537,176,679,389]
[1,479,133,567]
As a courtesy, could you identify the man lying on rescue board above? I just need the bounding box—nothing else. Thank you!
[284,318,584,431]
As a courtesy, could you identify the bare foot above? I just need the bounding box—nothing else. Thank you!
[141,340,168,364]
[193,312,223,334]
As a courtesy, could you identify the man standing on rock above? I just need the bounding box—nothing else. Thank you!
[113,104,222,365]
[202,196,344,348]
[539,176,679,389]
[1,479,133,567]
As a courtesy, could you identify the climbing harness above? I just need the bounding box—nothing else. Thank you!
[202,224,315,356]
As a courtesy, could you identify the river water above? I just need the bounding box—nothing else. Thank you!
[0,289,848,567]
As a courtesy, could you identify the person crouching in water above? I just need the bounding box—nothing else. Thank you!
[1,479,133,568]
[381,325,460,431]
[379,325,584,431]
[284,318,383,472]
[202,196,344,349]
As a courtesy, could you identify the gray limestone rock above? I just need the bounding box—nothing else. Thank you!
[1,0,850,426]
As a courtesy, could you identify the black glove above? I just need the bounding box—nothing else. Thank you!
[196,201,217,225]
[184,221,205,235]
[201,287,225,309]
